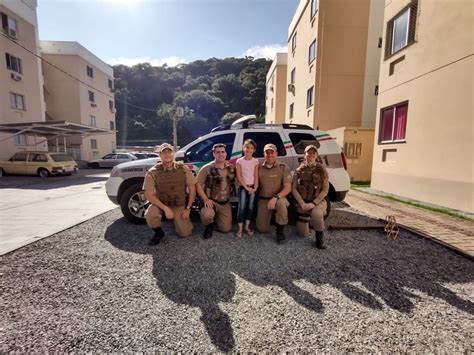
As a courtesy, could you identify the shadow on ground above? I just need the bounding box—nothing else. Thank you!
[105,207,474,352]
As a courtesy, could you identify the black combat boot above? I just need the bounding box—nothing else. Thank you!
[149,227,165,246]
[203,222,215,239]
[315,231,327,249]
[276,224,287,244]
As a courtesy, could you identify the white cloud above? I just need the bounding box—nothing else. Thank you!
[108,56,188,67]
[242,44,288,59]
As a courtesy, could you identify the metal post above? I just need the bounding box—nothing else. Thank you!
[173,115,178,152]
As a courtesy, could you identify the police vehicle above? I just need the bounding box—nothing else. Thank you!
[105,115,350,224]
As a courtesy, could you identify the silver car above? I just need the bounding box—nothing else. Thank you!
[87,153,137,168]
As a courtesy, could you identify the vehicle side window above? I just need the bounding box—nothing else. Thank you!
[117,154,129,159]
[289,133,319,154]
[242,132,286,158]
[11,153,27,162]
[103,154,116,159]
[186,133,235,162]
[30,154,48,162]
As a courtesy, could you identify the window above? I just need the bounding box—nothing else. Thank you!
[308,40,316,64]
[30,153,48,162]
[87,65,94,78]
[289,133,319,154]
[379,102,408,143]
[11,152,27,161]
[243,132,286,157]
[10,92,25,110]
[5,53,22,74]
[108,79,113,90]
[311,0,318,18]
[102,154,116,159]
[90,115,96,126]
[185,133,235,162]
[117,154,130,159]
[91,139,97,150]
[88,91,95,102]
[1,12,18,36]
[344,142,362,158]
[290,68,295,84]
[271,98,274,110]
[13,134,27,145]
[110,121,115,130]
[306,86,314,108]
[292,32,297,51]
[289,103,294,119]
[385,1,417,58]
[109,100,114,111]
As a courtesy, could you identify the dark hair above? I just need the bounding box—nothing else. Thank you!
[243,139,257,150]
[212,143,226,151]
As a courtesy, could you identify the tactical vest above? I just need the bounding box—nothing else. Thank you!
[153,162,187,207]
[259,162,286,198]
[205,163,235,202]
[295,163,327,202]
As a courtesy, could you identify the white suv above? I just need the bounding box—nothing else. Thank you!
[106,116,350,224]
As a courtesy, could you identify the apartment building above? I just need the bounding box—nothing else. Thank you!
[265,53,287,124]
[371,0,473,213]
[0,0,47,159]
[285,0,384,130]
[40,41,116,162]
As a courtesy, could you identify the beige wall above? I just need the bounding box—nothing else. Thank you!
[371,0,474,213]
[265,53,287,124]
[329,126,374,182]
[286,0,378,131]
[42,49,116,161]
[0,4,46,159]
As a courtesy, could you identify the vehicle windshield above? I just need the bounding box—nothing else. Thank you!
[51,154,74,162]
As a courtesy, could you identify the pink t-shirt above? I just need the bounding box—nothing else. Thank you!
[237,157,259,185]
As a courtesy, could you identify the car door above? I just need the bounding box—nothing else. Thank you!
[101,154,117,168]
[116,154,132,166]
[8,152,28,175]
[28,153,49,175]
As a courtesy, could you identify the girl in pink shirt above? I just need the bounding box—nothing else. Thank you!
[236,139,259,238]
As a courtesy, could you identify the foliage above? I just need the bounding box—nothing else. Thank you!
[113,57,271,146]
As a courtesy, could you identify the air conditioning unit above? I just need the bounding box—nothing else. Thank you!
[287,84,295,92]
[90,103,97,108]
[7,28,17,38]
[10,73,22,81]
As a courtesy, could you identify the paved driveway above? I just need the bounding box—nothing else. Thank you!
[0,169,117,255]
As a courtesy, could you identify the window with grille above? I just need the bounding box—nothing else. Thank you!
[87,65,94,78]
[306,86,314,108]
[344,142,362,158]
[292,32,297,51]
[10,92,25,110]
[385,1,417,58]
[88,90,95,102]
[310,0,318,19]
[91,139,97,150]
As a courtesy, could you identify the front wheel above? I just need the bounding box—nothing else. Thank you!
[38,168,49,178]
[120,183,149,224]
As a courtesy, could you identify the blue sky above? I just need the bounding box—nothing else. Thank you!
[37,0,299,66]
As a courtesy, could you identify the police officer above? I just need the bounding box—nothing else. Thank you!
[292,144,329,249]
[143,143,197,245]
[196,143,236,239]
[256,143,292,244]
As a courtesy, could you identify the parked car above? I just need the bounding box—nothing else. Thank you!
[106,115,350,224]
[87,153,137,168]
[0,151,79,178]
[132,152,159,160]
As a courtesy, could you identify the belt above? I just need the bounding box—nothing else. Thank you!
[211,199,229,205]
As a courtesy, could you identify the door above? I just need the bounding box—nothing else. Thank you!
[8,152,28,174]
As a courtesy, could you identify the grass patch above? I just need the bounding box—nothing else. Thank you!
[350,181,370,188]
[352,187,474,222]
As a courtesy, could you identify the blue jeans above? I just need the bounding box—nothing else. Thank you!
[237,185,256,224]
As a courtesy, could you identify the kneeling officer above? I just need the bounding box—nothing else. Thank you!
[292,144,329,249]
[143,143,197,245]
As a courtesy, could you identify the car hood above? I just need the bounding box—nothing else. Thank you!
[115,157,161,170]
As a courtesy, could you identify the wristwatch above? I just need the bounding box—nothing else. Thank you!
[273,194,280,200]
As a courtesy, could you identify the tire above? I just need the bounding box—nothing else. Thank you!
[120,183,149,224]
[38,168,49,178]
[89,162,100,169]
[0,168,4,177]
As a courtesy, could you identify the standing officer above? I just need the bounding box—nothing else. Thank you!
[196,143,236,239]
[292,144,329,249]
[143,143,197,245]
[256,143,292,244]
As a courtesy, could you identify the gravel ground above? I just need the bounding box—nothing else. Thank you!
[1,203,473,352]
